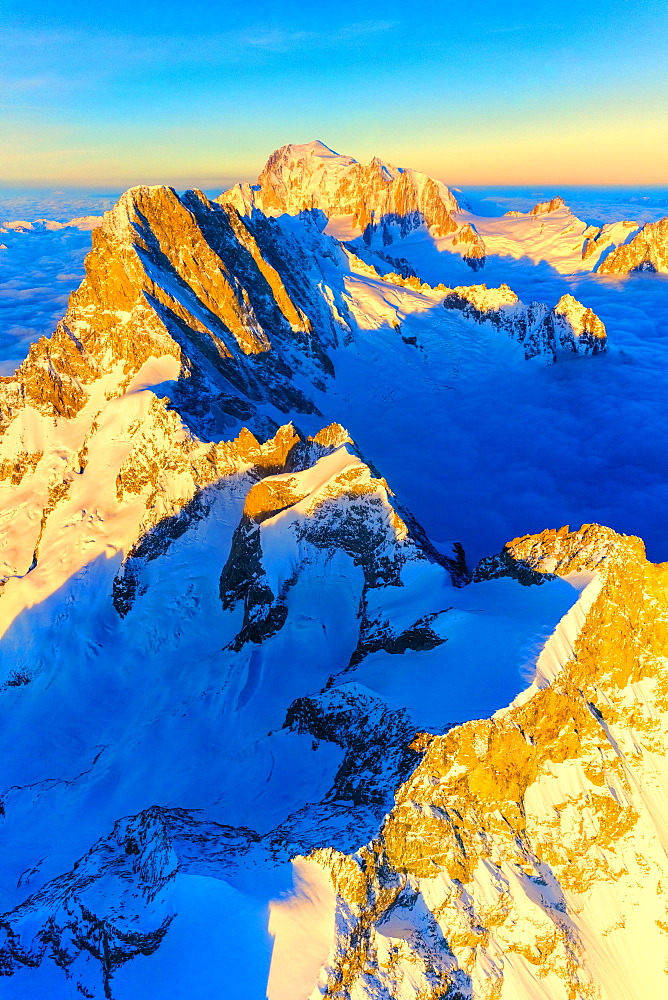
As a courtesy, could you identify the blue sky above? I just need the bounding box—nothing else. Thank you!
[1,0,667,186]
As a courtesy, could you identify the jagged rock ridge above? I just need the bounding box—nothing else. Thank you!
[292,525,668,1000]
[598,216,668,273]
[441,284,606,360]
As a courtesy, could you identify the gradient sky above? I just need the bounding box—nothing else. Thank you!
[2,0,667,187]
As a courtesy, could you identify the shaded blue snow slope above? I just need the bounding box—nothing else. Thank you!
[318,256,668,566]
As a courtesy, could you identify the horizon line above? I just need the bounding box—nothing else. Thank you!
[2,179,668,192]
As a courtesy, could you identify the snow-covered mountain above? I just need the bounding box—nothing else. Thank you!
[219,141,649,277]
[0,216,103,233]
[221,139,460,239]
[598,216,668,273]
[0,140,666,999]
[302,524,668,1000]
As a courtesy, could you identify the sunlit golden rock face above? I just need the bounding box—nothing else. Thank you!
[0,184,319,434]
[451,222,486,270]
[551,294,607,354]
[100,185,309,353]
[0,324,101,426]
[219,140,460,237]
[581,220,638,262]
[475,522,622,583]
[302,524,668,1000]
[530,196,567,215]
[598,216,668,274]
[505,197,568,219]
[0,451,42,486]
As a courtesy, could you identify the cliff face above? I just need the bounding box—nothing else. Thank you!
[451,223,486,270]
[0,184,328,438]
[293,525,668,1000]
[598,216,668,274]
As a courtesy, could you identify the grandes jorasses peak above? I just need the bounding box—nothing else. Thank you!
[0,183,334,436]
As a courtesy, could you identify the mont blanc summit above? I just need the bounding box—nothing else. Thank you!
[0,140,667,1000]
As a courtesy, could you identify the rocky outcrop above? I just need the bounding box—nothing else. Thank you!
[442,284,606,360]
[451,222,486,270]
[598,216,668,273]
[474,522,621,584]
[550,294,607,354]
[219,437,460,653]
[0,805,261,999]
[0,807,180,996]
[581,220,638,262]
[530,195,567,215]
[299,524,668,1000]
[504,196,567,219]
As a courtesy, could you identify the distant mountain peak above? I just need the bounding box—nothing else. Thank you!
[220,139,460,237]
[598,215,668,274]
[285,138,350,159]
[505,195,569,219]
[530,194,568,215]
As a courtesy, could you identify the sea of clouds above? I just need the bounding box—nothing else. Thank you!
[0,189,119,373]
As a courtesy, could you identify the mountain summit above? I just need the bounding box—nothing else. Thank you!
[221,139,461,238]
